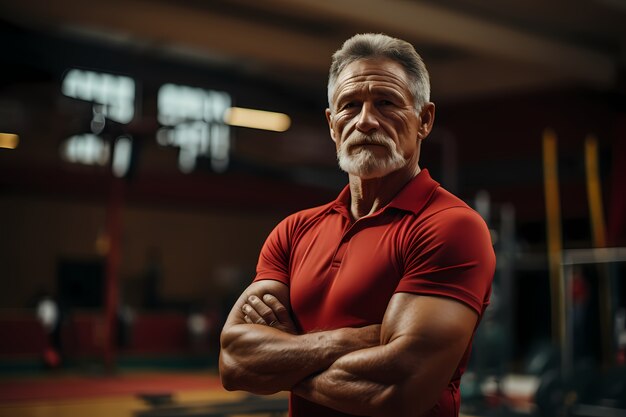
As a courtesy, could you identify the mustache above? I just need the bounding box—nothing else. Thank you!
[342,132,392,149]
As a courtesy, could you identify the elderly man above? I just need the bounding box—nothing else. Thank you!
[219,33,495,417]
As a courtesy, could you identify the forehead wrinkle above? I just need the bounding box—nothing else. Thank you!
[334,80,412,105]
[332,62,413,105]
[339,59,408,80]
[339,72,409,90]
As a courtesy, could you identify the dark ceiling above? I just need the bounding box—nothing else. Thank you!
[2,0,624,100]
[0,0,625,222]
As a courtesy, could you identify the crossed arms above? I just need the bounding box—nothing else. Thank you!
[219,279,478,417]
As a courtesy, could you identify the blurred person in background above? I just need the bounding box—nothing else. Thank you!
[219,33,495,417]
[36,291,62,369]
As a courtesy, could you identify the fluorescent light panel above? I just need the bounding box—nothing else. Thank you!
[0,133,19,149]
[224,107,291,132]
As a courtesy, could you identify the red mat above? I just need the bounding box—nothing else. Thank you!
[0,373,224,403]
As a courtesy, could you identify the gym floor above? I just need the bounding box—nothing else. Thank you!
[0,370,285,417]
[0,370,490,417]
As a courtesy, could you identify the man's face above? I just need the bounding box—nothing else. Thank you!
[326,58,429,179]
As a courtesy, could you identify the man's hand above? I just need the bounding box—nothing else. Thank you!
[242,293,298,334]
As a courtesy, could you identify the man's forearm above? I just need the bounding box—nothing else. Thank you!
[219,323,380,394]
[292,342,441,417]
[294,355,393,416]
[291,293,478,417]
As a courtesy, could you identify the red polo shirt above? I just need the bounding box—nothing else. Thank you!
[255,169,495,417]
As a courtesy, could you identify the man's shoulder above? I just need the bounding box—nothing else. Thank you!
[278,200,338,231]
[411,188,492,251]
[418,186,485,227]
[287,200,336,220]
[422,186,468,217]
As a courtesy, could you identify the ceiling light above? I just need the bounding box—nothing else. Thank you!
[224,107,291,132]
[0,133,19,149]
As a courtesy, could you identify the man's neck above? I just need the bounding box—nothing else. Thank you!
[348,164,421,221]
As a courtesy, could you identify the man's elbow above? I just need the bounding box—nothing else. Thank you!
[370,384,439,417]
[218,351,240,391]
[220,376,238,392]
[218,327,239,390]
[219,351,281,395]
[220,371,280,395]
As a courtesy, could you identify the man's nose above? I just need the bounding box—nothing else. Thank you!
[355,103,380,133]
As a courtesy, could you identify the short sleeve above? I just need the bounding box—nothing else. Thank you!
[254,216,293,286]
[396,207,496,315]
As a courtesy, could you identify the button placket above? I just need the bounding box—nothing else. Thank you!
[329,215,373,268]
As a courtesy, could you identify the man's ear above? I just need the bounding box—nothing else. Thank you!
[417,102,436,141]
[325,108,337,144]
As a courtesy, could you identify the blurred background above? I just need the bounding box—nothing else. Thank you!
[0,1,625,416]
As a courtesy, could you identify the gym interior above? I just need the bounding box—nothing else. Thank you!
[1,1,625,416]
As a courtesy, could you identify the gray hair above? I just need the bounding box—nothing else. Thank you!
[327,33,430,112]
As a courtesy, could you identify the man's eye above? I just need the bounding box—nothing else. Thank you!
[342,102,356,110]
[378,100,393,106]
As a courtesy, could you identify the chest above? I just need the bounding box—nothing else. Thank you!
[289,215,409,331]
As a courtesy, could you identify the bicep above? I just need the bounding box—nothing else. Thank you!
[381,293,478,403]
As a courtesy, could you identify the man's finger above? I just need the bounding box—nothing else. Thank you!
[262,294,292,324]
[242,303,266,325]
[247,295,278,325]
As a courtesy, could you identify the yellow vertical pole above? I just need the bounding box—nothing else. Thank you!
[585,136,607,247]
[584,134,612,367]
[543,129,565,350]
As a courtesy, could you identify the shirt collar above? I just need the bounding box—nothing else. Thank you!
[330,169,440,217]
[330,182,353,218]
[388,169,440,214]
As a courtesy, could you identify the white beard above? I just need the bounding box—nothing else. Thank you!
[337,131,407,179]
